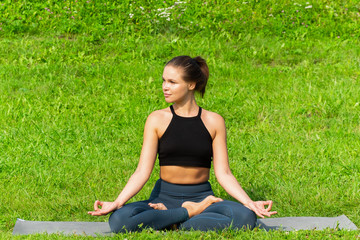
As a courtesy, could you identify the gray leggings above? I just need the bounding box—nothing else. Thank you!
[109,179,257,233]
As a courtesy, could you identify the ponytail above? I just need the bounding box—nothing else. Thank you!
[192,56,209,97]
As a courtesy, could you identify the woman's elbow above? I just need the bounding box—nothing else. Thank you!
[214,164,232,177]
[132,168,152,182]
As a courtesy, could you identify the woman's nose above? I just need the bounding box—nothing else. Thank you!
[163,81,169,89]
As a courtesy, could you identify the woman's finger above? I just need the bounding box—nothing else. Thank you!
[255,209,265,219]
[258,208,277,217]
[88,211,98,216]
[264,200,273,210]
[93,200,103,211]
[90,211,102,216]
[93,200,99,210]
[269,211,278,216]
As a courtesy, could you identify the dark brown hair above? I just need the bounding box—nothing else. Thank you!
[166,55,209,97]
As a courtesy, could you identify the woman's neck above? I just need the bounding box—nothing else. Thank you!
[172,98,199,118]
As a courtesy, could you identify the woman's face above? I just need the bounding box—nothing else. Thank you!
[162,65,195,103]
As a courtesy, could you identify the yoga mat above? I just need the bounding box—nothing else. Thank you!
[13,215,358,236]
[256,215,358,231]
[13,219,113,237]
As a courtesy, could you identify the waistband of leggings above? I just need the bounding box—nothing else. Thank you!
[154,178,212,194]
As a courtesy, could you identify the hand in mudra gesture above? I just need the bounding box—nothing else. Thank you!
[246,200,277,219]
[88,200,119,216]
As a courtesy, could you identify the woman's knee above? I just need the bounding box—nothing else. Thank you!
[239,207,257,229]
[229,204,256,229]
[108,203,149,233]
[218,200,257,229]
[109,209,128,233]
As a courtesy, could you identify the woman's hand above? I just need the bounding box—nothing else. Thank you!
[246,200,277,219]
[88,200,120,216]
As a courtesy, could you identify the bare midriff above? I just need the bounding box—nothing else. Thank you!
[160,166,210,184]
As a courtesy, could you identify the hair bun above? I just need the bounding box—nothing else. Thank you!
[193,56,209,81]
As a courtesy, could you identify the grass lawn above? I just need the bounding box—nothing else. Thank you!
[0,1,359,239]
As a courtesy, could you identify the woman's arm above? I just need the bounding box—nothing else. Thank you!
[88,112,159,216]
[211,114,277,218]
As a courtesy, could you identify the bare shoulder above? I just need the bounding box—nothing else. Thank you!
[201,109,225,126]
[147,107,172,122]
[201,109,226,137]
[145,107,173,134]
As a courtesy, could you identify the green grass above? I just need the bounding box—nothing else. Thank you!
[1,0,360,239]
[1,0,359,39]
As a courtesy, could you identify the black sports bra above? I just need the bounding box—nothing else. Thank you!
[158,105,213,168]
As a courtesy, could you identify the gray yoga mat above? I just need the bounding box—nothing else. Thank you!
[13,215,358,236]
[13,219,113,237]
[256,215,358,231]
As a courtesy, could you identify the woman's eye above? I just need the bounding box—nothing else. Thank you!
[162,79,176,84]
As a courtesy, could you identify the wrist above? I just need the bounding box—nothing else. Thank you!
[114,199,124,209]
[243,200,254,208]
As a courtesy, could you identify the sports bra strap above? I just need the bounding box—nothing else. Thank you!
[170,105,202,118]
[170,105,176,115]
[197,107,202,117]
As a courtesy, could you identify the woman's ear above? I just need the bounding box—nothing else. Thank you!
[188,82,196,91]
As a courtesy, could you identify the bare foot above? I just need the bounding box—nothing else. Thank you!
[182,195,223,218]
[149,202,168,210]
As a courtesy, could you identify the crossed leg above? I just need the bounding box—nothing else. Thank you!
[109,196,223,233]
[109,201,189,233]
[109,197,254,233]
[179,200,257,231]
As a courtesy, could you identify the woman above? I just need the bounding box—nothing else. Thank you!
[88,56,277,232]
